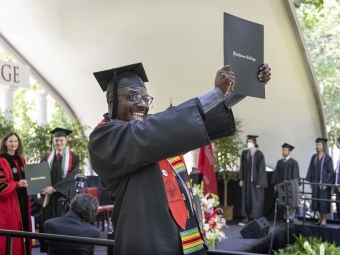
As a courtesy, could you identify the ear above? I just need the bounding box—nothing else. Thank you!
[107,95,113,106]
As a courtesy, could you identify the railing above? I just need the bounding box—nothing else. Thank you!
[0,229,269,255]
[0,229,115,255]
[299,178,340,226]
[1,179,338,255]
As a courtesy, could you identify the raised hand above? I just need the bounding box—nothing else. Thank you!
[258,63,271,84]
[215,65,236,94]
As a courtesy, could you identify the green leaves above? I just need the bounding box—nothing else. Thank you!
[212,118,243,206]
[0,77,90,173]
[295,0,340,147]
[213,118,243,174]
[274,234,340,254]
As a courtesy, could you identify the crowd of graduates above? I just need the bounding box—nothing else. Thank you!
[237,135,340,228]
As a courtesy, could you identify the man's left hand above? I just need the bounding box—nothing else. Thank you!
[42,186,55,195]
[258,63,271,84]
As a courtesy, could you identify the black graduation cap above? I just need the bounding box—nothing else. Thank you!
[93,63,149,119]
[93,62,148,97]
[246,135,258,145]
[246,135,258,141]
[315,138,328,144]
[50,127,73,137]
[282,143,294,151]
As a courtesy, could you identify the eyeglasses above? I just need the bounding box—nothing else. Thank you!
[117,93,154,105]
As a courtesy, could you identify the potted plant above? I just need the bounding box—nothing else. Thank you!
[212,118,243,220]
[273,234,340,255]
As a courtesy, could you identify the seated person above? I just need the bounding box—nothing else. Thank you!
[43,193,101,255]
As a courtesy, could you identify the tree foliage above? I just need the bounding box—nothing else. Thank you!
[0,111,14,138]
[295,0,340,146]
[0,46,89,172]
[213,118,243,206]
[213,118,244,173]
[12,87,89,170]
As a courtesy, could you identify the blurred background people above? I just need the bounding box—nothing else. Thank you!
[0,132,32,255]
[334,137,340,220]
[39,127,80,252]
[43,193,100,255]
[306,138,334,227]
[271,143,300,222]
[238,135,267,226]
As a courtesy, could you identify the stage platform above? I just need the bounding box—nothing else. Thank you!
[31,218,282,255]
[31,218,340,255]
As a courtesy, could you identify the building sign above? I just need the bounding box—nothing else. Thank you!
[0,60,30,88]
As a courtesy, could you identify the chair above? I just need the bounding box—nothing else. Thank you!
[83,187,114,231]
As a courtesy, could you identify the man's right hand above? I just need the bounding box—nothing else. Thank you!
[239,180,243,187]
[18,179,28,188]
[215,65,235,94]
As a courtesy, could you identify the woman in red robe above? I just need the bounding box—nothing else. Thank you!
[0,132,32,255]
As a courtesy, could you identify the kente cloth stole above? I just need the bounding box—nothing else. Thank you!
[46,146,73,178]
[159,156,188,229]
[159,155,204,254]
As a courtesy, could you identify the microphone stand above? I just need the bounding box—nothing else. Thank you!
[286,205,290,245]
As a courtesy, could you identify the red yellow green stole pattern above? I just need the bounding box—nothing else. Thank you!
[180,227,204,254]
[160,155,205,254]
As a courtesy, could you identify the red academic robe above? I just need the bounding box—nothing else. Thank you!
[0,156,32,255]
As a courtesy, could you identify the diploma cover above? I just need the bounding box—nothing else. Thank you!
[25,162,51,195]
[224,13,265,99]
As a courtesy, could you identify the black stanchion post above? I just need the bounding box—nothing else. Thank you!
[5,234,12,255]
[286,206,290,245]
[190,167,202,185]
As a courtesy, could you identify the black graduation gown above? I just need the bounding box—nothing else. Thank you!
[40,151,79,252]
[306,153,334,213]
[271,158,300,186]
[88,99,235,255]
[238,149,267,219]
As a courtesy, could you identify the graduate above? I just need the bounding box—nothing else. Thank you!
[334,137,340,220]
[88,62,272,255]
[306,138,334,227]
[238,135,267,226]
[39,128,80,252]
[271,143,300,221]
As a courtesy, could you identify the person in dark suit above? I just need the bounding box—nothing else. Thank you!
[271,143,300,222]
[43,193,100,255]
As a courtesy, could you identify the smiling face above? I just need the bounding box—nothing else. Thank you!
[114,87,150,122]
[316,142,324,153]
[5,135,19,154]
[53,136,68,151]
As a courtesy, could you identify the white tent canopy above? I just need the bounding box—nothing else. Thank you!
[0,0,325,176]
